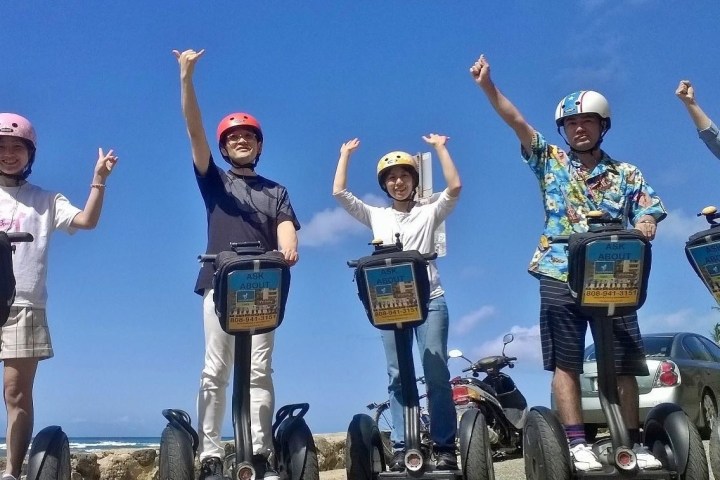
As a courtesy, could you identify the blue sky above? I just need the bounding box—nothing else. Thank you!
[2,1,720,437]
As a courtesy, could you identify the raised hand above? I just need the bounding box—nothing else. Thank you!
[340,138,360,155]
[173,49,205,78]
[675,80,696,105]
[94,148,118,180]
[422,133,449,147]
[469,54,491,87]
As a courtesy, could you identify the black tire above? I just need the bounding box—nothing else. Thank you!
[710,422,720,480]
[34,434,70,480]
[159,423,195,480]
[700,390,717,440]
[523,409,571,480]
[286,427,320,480]
[679,421,709,480]
[346,414,385,480]
[461,411,494,480]
[372,404,394,463]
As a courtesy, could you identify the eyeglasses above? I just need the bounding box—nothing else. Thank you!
[225,131,258,145]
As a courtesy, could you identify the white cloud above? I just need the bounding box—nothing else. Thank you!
[299,193,387,247]
[469,324,543,366]
[640,307,720,336]
[453,305,496,335]
[655,208,708,246]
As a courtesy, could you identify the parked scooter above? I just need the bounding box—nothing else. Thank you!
[158,242,319,480]
[449,333,527,459]
[684,205,720,477]
[0,231,71,480]
[524,211,708,479]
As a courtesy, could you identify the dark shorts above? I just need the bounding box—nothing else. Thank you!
[539,277,648,376]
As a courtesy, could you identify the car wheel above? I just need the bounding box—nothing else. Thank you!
[701,391,718,440]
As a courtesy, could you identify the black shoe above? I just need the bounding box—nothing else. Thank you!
[252,454,279,480]
[199,456,223,480]
[389,450,405,472]
[435,450,458,470]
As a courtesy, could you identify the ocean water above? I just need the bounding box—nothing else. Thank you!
[0,437,163,456]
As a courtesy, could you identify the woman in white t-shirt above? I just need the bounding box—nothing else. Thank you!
[332,134,461,472]
[0,113,118,480]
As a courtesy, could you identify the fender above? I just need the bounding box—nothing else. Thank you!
[162,409,199,454]
[26,426,67,480]
[644,402,690,473]
[273,403,314,480]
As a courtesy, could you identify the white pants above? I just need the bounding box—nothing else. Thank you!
[197,289,275,460]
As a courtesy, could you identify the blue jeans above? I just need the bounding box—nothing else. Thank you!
[381,295,456,450]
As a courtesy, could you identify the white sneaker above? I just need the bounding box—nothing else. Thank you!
[570,443,603,471]
[633,444,662,470]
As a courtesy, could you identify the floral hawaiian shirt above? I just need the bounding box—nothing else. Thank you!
[522,131,667,281]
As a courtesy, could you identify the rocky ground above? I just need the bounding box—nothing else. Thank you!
[2,435,715,480]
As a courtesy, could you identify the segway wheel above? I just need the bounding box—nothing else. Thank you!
[346,414,385,480]
[26,426,70,480]
[372,403,394,463]
[159,422,195,480]
[283,424,320,480]
[679,422,709,480]
[645,402,709,479]
[522,407,571,480]
[458,408,494,480]
[710,422,720,480]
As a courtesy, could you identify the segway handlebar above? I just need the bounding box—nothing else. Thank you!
[347,252,437,268]
[6,232,33,243]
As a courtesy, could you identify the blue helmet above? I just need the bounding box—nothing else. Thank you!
[554,90,611,132]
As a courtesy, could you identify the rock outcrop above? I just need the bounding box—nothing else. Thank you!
[3,433,346,480]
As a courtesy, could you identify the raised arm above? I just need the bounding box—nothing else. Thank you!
[421,134,461,198]
[470,54,535,153]
[333,138,360,194]
[71,148,118,229]
[676,80,713,131]
[173,49,211,175]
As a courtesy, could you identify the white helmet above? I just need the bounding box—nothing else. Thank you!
[554,90,611,132]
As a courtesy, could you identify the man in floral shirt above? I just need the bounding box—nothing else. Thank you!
[470,54,666,472]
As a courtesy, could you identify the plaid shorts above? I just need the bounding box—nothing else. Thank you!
[539,277,648,376]
[0,306,54,360]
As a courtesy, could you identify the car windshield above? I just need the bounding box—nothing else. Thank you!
[584,335,673,361]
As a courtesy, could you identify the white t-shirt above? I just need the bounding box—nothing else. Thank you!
[333,189,458,299]
[0,183,81,307]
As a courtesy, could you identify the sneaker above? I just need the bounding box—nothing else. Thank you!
[389,450,405,472]
[435,450,458,470]
[199,456,223,480]
[252,454,280,480]
[570,443,602,471]
[632,443,662,470]
[2,474,17,480]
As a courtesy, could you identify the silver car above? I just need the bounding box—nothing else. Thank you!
[580,332,720,440]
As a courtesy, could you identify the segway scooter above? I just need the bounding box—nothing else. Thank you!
[159,242,319,480]
[345,235,494,480]
[684,205,720,477]
[523,212,708,479]
[0,232,71,480]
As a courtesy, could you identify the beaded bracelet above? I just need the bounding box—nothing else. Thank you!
[91,183,106,189]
